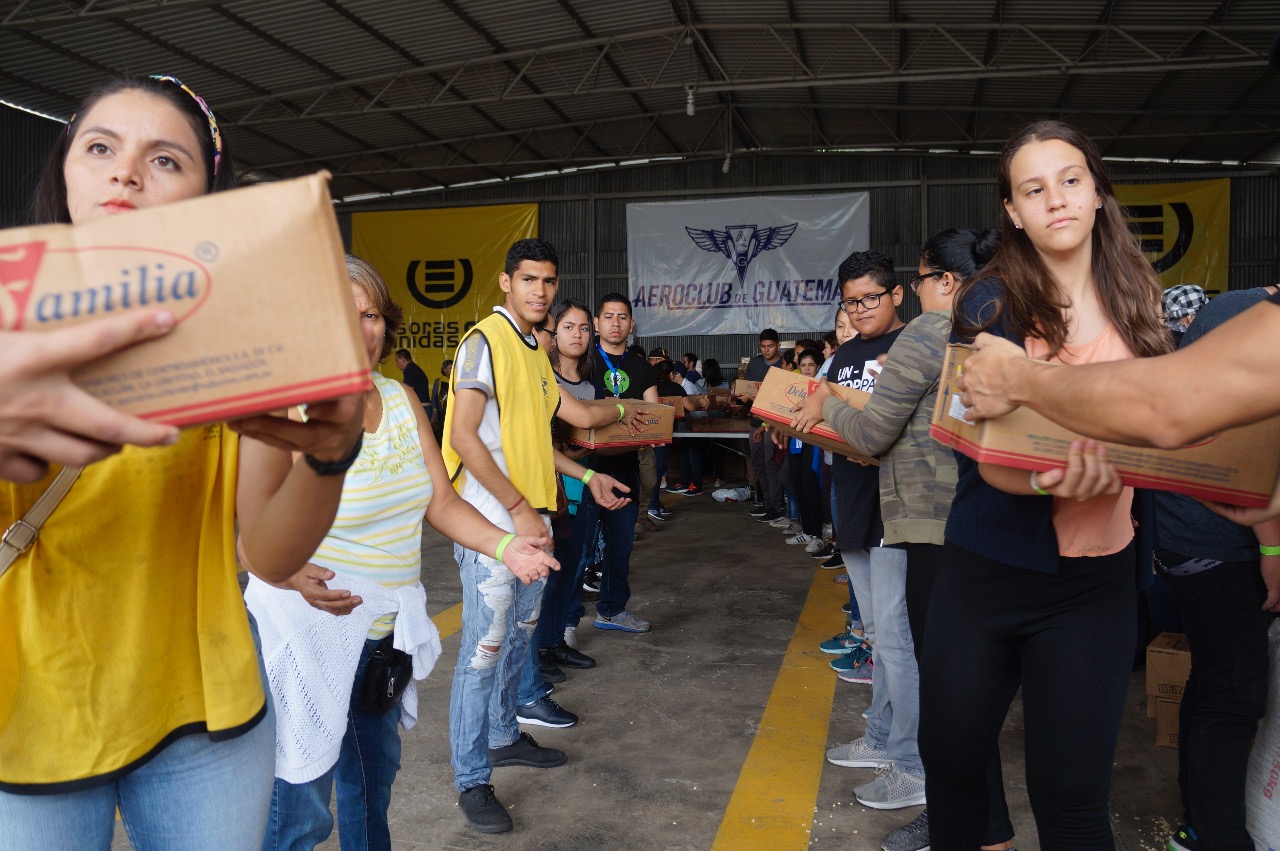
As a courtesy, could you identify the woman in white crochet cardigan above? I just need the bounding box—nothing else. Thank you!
[245,257,559,851]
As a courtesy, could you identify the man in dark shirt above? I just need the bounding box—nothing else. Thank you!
[394,349,431,413]
[588,293,660,633]
[741,328,785,520]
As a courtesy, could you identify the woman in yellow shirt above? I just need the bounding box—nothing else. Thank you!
[0,75,365,850]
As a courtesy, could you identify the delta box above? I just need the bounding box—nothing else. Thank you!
[749,367,878,465]
[1146,632,1192,716]
[931,345,1280,507]
[0,172,370,426]
[566,399,675,449]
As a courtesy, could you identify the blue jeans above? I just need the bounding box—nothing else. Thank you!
[679,435,704,488]
[596,469,640,619]
[449,544,546,791]
[850,546,923,777]
[520,498,600,705]
[0,615,275,851]
[263,638,403,851]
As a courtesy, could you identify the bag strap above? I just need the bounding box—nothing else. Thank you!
[0,465,82,579]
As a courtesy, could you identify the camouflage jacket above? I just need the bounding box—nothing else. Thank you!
[822,310,956,546]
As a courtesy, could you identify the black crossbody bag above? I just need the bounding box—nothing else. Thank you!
[359,638,413,715]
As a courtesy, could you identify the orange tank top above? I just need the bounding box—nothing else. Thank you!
[1025,324,1135,558]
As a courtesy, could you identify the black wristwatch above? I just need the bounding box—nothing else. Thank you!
[304,433,363,476]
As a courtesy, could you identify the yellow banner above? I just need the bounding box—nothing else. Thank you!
[1115,179,1230,294]
[351,204,538,382]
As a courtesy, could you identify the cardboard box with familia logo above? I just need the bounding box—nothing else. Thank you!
[1146,632,1191,719]
[0,172,370,427]
[732,379,762,399]
[566,399,674,449]
[749,367,879,465]
[931,345,1280,507]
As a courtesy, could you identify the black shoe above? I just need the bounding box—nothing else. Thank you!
[809,543,836,560]
[537,650,567,683]
[458,784,513,834]
[516,695,578,728]
[841,602,851,614]
[547,641,596,669]
[756,509,784,523]
[488,731,567,768]
[821,551,845,569]
[748,504,769,517]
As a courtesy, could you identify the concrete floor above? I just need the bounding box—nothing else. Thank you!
[114,482,1183,850]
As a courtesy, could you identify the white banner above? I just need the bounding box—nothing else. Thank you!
[627,192,869,335]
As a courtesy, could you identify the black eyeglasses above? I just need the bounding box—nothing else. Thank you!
[909,270,945,292]
[840,289,892,312]
[534,326,554,337]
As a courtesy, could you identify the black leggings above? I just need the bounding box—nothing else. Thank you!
[788,444,824,537]
[901,543,1013,847]
[919,541,1136,850]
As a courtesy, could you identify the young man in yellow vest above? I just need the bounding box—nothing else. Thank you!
[441,238,634,835]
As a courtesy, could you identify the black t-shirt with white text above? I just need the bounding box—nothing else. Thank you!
[588,345,657,474]
[827,328,904,550]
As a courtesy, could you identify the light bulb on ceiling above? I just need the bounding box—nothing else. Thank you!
[722,153,732,174]
[686,88,695,117]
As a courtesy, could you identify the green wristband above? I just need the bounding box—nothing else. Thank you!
[495,533,516,565]
[1262,544,1280,557]
[1029,470,1051,497]
[580,469,594,484]
[616,403,626,422]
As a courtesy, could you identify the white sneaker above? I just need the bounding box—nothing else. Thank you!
[563,626,578,649]
[768,515,793,528]
[780,522,803,535]
[826,736,891,768]
[714,478,725,488]
[821,522,833,540]
[805,536,828,554]
[854,765,927,810]
[786,532,818,545]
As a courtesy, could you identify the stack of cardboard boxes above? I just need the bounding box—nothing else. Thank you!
[1147,632,1192,749]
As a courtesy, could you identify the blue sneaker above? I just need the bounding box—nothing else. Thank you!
[594,610,651,633]
[830,645,872,672]
[1168,824,1200,851]
[819,630,868,655]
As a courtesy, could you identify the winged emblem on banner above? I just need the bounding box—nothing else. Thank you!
[685,223,798,286]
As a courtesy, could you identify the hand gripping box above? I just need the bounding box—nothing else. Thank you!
[930,345,1280,507]
[0,172,370,427]
[749,367,879,465]
[566,399,674,449]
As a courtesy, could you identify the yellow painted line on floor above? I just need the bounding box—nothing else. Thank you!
[432,602,463,639]
[711,569,846,851]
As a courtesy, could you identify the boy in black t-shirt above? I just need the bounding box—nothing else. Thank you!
[587,294,660,633]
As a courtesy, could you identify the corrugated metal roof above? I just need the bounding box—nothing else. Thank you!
[0,0,1275,199]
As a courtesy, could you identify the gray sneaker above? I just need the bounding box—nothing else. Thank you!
[855,765,927,810]
[593,609,651,633]
[881,810,929,851]
[825,736,891,768]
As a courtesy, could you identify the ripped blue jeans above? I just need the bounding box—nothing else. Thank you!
[448,544,546,792]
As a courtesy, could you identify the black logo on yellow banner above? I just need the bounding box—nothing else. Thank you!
[406,258,473,309]
[1124,203,1193,273]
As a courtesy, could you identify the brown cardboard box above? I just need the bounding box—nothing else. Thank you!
[732,379,762,399]
[0,172,369,426]
[659,396,688,419]
[566,399,674,449]
[1147,632,1192,703]
[749,367,879,465]
[707,387,735,411]
[1147,695,1157,720]
[1155,698,1181,748]
[687,415,754,434]
[930,345,1280,507]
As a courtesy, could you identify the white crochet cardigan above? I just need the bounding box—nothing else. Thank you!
[245,574,442,784]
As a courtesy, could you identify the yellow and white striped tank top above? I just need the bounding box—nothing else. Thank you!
[310,372,432,639]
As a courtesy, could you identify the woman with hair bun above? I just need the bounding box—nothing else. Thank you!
[792,227,1013,851]
[920,120,1169,848]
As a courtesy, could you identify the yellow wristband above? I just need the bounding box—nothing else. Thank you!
[616,403,626,422]
[1262,544,1280,556]
[581,469,594,484]
[495,533,516,565]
